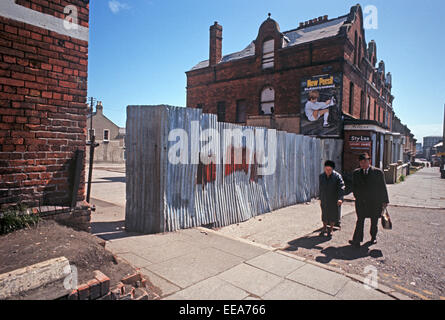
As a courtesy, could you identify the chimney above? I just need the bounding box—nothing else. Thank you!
[96,101,103,115]
[209,21,222,67]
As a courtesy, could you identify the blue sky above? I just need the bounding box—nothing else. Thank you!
[88,0,445,142]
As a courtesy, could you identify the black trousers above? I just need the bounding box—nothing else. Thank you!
[352,215,379,243]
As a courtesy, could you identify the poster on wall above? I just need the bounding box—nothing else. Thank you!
[300,73,343,137]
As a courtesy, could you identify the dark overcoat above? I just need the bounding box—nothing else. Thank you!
[352,167,389,219]
[319,171,345,223]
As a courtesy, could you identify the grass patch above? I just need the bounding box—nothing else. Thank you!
[0,204,40,236]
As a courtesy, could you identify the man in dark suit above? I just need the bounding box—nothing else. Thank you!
[349,153,389,248]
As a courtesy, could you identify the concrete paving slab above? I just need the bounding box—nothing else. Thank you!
[262,279,337,300]
[120,239,201,264]
[164,276,249,300]
[146,247,244,289]
[245,251,306,277]
[286,263,349,296]
[200,233,269,260]
[218,264,282,297]
[336,280,394,300]
[140,268,181,298]
[118,252,152,269]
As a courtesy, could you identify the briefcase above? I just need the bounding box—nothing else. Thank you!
[381,208,392,230]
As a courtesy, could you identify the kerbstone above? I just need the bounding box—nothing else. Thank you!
[336,280,394,300]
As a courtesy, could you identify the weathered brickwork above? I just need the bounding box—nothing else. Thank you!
[186,4,394,132]
[0,0,89,212]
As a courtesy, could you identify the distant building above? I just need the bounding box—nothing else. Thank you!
[423,136,442,161]
[416,143,422,154]
[87,102,125,164]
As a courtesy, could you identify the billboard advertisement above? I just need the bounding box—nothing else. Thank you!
[300,73,343,137]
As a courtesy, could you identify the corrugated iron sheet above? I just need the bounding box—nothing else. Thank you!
[126,106,344,234]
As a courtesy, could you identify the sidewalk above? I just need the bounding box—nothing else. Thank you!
[385,167,444,209]
[105,227,393,300]
[344,167,444,209]
[89,168,399,300]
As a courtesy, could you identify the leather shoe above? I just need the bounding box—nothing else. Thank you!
[349,240,360,248]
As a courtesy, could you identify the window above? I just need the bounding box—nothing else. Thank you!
[260,87,275,115]
[360,90,365,119]
[236,99,247,123]
[366,95,371,119]
[88,128,95,142]
[217,101,226,122]
[374,101,377,121]
[358,38,362,68]
[349,82,354,115]
[262,39,274,69]
[354,31,358,65]
[103,129,110,142]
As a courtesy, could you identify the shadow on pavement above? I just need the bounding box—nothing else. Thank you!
[284,234,383,264]
[92,176,126,183]
[91,220,140,241]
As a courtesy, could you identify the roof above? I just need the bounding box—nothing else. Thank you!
[190,15,348,71]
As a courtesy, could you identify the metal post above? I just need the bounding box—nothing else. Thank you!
[86,97,99,203]
[441,104,445,178]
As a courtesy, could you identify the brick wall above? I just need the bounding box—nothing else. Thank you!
[0,0,89,209]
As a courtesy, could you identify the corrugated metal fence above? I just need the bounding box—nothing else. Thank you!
[126,105,343,234]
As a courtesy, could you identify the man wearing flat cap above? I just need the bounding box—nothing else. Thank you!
[349,153,389,248]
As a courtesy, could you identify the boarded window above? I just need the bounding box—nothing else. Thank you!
[217,101,226,122]
[236,100,247,123]
[103,129,110,141]
[262,39,274,69]
[260,87,275,115]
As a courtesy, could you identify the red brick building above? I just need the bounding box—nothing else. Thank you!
[186,4,400,180]
[0,0,90,230]
[187,4,394,133]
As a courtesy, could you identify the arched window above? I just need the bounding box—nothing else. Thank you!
[262,39,274,69]
[260,87,275,115]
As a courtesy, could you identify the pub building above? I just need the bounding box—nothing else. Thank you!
[186,4,415,188]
